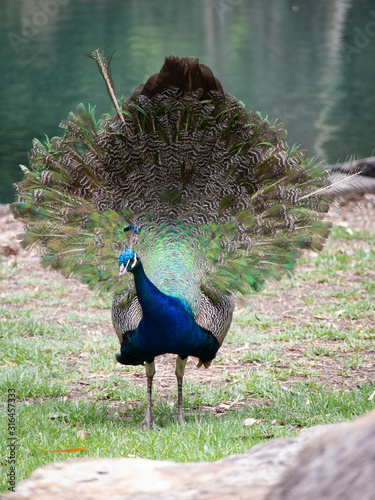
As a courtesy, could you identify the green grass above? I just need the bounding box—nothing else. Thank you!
[0,221,375,491]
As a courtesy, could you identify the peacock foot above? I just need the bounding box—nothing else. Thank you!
[140,415,153,429]
[177,408,185,424]
[177,413,185,424]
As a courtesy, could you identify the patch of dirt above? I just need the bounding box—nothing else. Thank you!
[1,199,374,413]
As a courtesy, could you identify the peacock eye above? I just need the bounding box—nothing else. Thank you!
[129,253,138,269]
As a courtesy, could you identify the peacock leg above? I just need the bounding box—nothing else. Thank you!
[175,355,188,423]
[141,360,155,429]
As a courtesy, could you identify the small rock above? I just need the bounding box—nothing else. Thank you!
[242,418,259,426]
[76,431,90,440]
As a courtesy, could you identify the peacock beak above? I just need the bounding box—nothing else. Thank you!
[119,263,126,277]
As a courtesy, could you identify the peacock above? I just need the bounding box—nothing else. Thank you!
[11,52,332,428]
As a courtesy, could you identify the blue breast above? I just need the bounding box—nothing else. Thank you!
[117,261,219,365]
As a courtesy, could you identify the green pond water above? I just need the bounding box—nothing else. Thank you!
[1,0,375,203]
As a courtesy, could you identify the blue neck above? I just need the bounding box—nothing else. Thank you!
[131,261,192,318]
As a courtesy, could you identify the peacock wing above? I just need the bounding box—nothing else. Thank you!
[194,289,235,346]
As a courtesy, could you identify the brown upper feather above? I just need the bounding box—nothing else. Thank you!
[132,56,224,100]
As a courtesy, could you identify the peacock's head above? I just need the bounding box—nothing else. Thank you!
[118,248,140,277]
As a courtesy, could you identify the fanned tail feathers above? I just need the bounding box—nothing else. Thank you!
[12,53,332,309]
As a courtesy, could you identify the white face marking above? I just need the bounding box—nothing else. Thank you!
[130,253,138,269]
